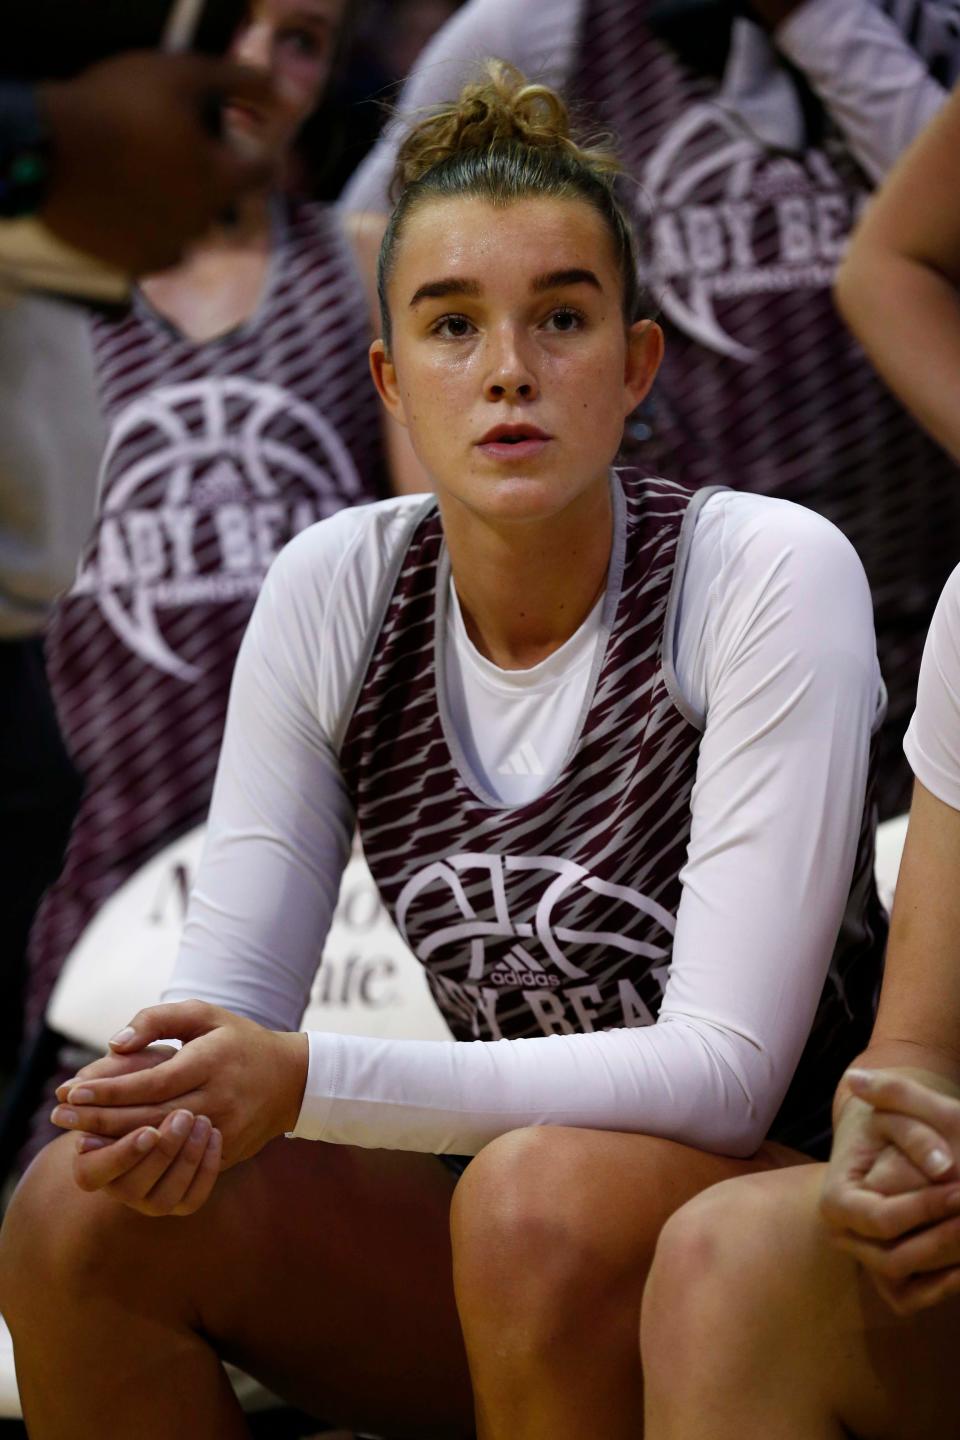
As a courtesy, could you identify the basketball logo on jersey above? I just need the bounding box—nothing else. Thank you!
[71,377,363,680]
[634,105,865,361]
[396,851,674,1016]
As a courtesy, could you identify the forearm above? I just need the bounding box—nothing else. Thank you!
[291,1019,776,1158]
[835,253,960,465]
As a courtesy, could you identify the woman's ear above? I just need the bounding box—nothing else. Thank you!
[623,319,664,413]
[369,339,407,426]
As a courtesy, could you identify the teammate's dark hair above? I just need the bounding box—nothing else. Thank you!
[377,61,647,351]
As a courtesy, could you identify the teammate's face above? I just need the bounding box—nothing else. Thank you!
[371,196,662,528]
[225,0,343,160]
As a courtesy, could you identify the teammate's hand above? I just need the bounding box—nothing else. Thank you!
[821,1069,960,1314]
[37,51,278,275]
[50,1001,308,1169]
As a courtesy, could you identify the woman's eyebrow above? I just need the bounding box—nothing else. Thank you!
[296,0,337,21]
[409,278,483,306]
[531,268,603,293]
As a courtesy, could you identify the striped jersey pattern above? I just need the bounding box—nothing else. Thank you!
[340,474,887,1155]
[568,0,960,816]
[27,199,384,1027]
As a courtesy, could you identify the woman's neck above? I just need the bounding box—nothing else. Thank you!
[138,188,275,342]
[443,478,615,671]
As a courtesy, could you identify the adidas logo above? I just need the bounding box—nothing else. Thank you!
[192,459,249,509]
[497,741,544,777]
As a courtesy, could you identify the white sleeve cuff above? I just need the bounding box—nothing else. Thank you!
[287,1030,342,1140]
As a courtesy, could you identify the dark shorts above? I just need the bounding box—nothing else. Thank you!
[438,1153,472,1180]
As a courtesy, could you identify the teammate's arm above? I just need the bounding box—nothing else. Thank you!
[818,570,960,1312]
[834,83,960,466]
[753,0,946,183]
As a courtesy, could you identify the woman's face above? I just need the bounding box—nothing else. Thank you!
[372,195,662,529]
[226,0,344,161]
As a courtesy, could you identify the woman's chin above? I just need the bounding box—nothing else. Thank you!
[442,473,609,528]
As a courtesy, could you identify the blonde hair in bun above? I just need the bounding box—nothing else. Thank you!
[377,60,647,349]
[391,60,620,195]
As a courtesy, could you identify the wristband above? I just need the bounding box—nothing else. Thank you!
[0,83,52,219]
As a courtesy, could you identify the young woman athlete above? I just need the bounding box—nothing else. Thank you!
[1,64,886,1440]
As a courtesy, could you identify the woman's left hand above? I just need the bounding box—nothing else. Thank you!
[50,1001,308,1169]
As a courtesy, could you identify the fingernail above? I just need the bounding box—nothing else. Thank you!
[77,1135,110,1153]
[66,1086,95,1104]
[190,1115,211,1142]
[948,1188,960,1210]
[52,1106,78,1127]
[846,1069,873,1088]
[55,1083,71,1102]
[135,1129,159,1153]
[927,1148,953,1176]
[110,1026,136,1047]
[170,1111,193,1138]
[210,1129,222,1152]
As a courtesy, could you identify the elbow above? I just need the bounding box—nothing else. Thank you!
[665,1025,780,1158]
[683,1108,769,1160]
[663,1069,772,1158]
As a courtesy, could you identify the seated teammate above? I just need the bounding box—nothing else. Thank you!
[1,64,886,1440]
[641,561,960,1440]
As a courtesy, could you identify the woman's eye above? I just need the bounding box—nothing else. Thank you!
[545,308,584,333]
[279,27,323,57]
[432,315,475,339]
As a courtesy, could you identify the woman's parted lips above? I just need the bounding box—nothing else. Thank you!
[477,424,552,445]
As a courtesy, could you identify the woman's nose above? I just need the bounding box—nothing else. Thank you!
[484,330,539,402]
[231,19,273,71]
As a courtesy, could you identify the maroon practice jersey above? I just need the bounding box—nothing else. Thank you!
[28,199,384,1025]
[340,474,888,1155]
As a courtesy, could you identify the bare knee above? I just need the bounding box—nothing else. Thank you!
[0,1134,110,1323]
[0,1131,206,1337]
[451,1127,669,1347]
[641,1169,814,1381]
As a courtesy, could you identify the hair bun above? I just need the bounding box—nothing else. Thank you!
[393,59,620,197]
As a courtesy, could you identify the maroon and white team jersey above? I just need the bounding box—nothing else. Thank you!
[339,475,887,1154]
[27,198,385,1024]
[568,0,960,813]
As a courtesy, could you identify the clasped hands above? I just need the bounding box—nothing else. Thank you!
[50,1001,308,1218]
[821,1069,960,1316]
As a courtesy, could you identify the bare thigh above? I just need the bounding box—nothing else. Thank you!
[2,1133,474,1439]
